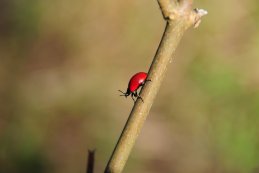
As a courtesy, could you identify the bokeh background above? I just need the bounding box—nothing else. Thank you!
[1,0,259,173]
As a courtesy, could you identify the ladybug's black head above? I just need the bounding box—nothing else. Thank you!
[118,88,131,98]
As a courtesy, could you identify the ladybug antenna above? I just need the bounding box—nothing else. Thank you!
[118,90,127,97]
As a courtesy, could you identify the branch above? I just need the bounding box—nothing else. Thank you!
[157,0,177,19]
[104,1,207,173]
[178,0,193,11]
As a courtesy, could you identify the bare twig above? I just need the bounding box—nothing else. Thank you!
[104,1,207,173]
[87,150,95,173]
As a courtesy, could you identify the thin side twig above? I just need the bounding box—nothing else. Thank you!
[87,150,95,173]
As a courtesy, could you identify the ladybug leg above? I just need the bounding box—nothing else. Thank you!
[134,91,144,103]
[139,79,151,88]
[131,93,136,102]
[138,96,144,103]
[144,79,152,84]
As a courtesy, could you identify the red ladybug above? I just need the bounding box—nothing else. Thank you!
[119,72,150,102]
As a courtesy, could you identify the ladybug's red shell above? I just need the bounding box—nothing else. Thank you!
[118,71,149,102]
[128,72,147,92]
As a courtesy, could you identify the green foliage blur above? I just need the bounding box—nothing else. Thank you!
[0,0,259,173]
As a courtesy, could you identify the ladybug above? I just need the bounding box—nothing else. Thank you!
[119,72,150,102]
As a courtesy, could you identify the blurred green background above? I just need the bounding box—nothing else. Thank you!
[0,0,259,173]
